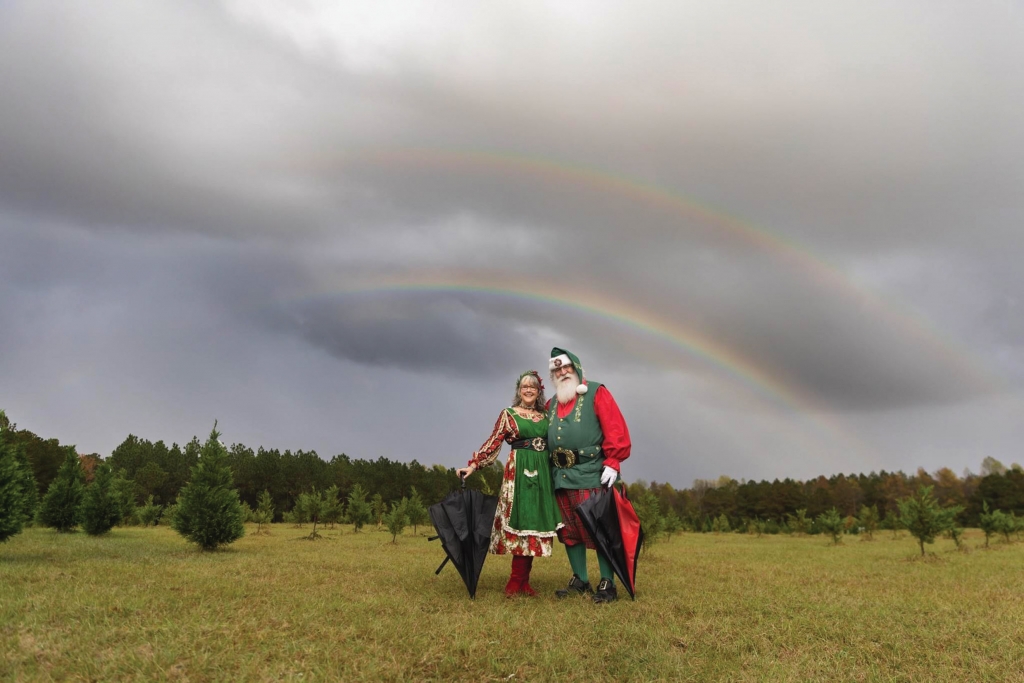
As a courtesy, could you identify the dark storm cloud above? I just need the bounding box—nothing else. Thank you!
[2,0,1023,481]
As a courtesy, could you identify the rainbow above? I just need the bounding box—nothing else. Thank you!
[292,272,882,466]
[298,146,999,395]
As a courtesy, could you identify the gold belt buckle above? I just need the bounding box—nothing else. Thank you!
[552,448,577,468]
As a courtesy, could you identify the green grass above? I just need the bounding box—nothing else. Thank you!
[2,526,1023,682]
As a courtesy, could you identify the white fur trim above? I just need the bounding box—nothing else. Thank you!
[549,354,572,371]
[576,383,588,395]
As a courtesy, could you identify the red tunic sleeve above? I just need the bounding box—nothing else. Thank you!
[594,386,631,472]
[468,410,518,469]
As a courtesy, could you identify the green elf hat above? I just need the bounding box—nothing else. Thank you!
[549,347,588,395]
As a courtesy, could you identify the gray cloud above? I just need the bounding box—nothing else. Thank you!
[2,0,1023,483]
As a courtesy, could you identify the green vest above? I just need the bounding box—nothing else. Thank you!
[547,383,605,490]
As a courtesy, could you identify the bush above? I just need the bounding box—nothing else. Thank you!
[81,463,121,535]
[787,509,811,535]
[171,424,245,551]
[253,489,274,534]
[39,447,85,532]
[857,505,879,540]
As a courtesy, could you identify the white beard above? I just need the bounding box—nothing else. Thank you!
[555,371,579,405]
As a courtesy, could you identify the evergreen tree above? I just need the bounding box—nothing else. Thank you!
[405,487,428,535]
[81,462,122,535]
[302,488,326,540]
[978,501,999,548]
[346,483,372,532]
[110,468,138,526]
[253,489,274,534]
[39,447,85,532]
[816,507,844,545]
[384,497,409,543]
[172,424,245,551]
[897,486,962,556]
[663,510,683,539]
[137,495,163,527]
[857,504,879,540]
[787,508,811,535]
[321,485,342,529]
[371,493,386,529]
[0,412,36,542]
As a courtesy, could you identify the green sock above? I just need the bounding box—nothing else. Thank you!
[597,551,615,585]
[565,543,588,583]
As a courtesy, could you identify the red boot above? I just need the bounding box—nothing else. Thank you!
[504,556,527,597]
[517,556,537,597]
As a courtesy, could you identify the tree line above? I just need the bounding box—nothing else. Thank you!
[3,409,1022,548]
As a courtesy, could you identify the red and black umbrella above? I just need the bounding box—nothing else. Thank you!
[574,484,644,599]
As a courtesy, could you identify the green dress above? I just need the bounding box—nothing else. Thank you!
[468,408,562,556]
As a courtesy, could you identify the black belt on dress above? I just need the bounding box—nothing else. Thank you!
[508,437,547,452]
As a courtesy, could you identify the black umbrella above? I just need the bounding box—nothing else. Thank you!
[428,477,498,598]
[574,485,644,599]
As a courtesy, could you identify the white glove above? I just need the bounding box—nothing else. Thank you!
[600,466,618,488]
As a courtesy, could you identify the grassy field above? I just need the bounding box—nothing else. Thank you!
[2,525,1023,682]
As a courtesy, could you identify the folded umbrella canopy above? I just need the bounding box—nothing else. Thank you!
[428,478,498,598]
[574,484,644,599]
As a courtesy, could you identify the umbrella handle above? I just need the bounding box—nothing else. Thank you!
[460,472,467,489]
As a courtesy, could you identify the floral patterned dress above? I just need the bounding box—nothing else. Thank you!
[468,408,561,556]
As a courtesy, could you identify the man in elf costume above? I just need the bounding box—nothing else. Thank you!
[547,347,631,604]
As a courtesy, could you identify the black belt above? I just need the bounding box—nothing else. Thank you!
[550,448,578,469]
[509,437,547,452]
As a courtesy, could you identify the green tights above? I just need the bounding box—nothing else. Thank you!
[564,543,615,585]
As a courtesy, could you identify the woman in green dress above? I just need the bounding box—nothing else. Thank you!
[456,371,561,597]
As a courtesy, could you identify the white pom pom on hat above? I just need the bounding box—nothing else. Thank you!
[576,382,588,395]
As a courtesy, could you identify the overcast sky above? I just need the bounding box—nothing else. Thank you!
[2,0,1023,486]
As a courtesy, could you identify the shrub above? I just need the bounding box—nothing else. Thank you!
[253,489,274,534]
[787,509,811,535]
[171,424,245,551]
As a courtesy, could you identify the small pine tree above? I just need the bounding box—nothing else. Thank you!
[346,484,372,532]
[632,488,665,549]
[750,518,766,538]
[110,469,138,526]
[171,424,245,551]
[663,510,683,540]
[321,485,342,530]
[384,497,409,543]
[995,510,1018,544]
[897,486,962,557]
[787,508,811,535]
[714,513,731,534]
[160,503,177,526]
[978,501,999,548]
[290,494,310,528]
[137,495,163,527]
[371,493,386,529]
[857,504,879,540]
[303,488,326,540]
[39,447,85,532]
[0,413,36,542]
[80,462,122,535]
[817,507,844,545]
[253,489,274,534]
[405,487,428,535]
